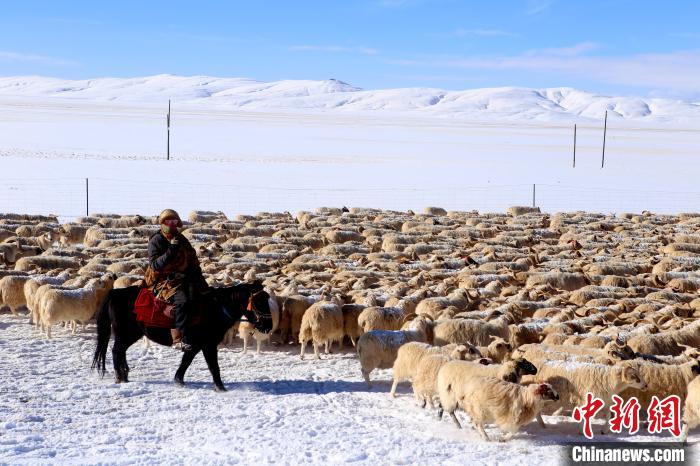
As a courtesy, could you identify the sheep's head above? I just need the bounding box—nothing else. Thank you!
[513,358,538,377]
[603,341,636,361]
[489,336,513,356]
[691,361,700,376]
[452,344,481,360]
[619,363,647,391]
[533,383,559,402]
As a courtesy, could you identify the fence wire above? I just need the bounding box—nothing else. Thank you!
[1,177,700,221]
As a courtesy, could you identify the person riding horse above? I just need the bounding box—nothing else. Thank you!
[146,209,208,351]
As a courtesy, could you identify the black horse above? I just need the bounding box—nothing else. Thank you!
[92,283,271,391]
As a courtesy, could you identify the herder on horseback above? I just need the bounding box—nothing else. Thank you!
[146,209,208,351]
[92,208,274,390]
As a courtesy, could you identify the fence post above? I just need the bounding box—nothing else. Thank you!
[85,178,89,216]
[573,124,577,168]
[532,184,536,208]
[601,110,607,168]
[166,99,171,161]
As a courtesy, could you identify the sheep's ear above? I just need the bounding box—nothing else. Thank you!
[478,358,491,365]
[489,335,498,341]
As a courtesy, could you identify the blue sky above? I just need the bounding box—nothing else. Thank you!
[1,0,699,98]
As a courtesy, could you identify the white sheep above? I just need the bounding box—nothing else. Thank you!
[680,375,700,444]
[618,360,700,411]
[299,299,344,360]
[442,375,558,441]
[389,341,479,397]
[357,316,434,388]
[523,360,647,434]
[357,302,409,332]
[39,274,116,338]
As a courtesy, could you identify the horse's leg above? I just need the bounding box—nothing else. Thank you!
[174,348,200,387]
[202,344,226,392]
[112,328,142,383]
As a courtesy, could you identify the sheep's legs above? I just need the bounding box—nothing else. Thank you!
[299,341,307,360]
[242,335,249,354]
[256,338,262,355]
[499,432,513,443]
[475,423,490,441]
[449,411,463,429]
[537,413,547,429]
[389,379,399,397]
[362,369,372,388]
[680,423,689,446]
[313,342,321,359]
[324,341,330,354]
[350,337,356,347]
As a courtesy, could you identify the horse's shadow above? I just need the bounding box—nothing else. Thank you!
[145,378,399,395]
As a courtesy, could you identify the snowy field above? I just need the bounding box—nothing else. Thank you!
[1,312,695,465]
[0,75,699,219]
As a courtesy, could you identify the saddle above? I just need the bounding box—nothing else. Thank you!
[133,287,176,328]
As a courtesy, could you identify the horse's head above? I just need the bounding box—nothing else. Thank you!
[220,281,273,334]
[247,283,273,334]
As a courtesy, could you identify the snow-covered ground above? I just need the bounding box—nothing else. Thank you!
[0,76,699,219]
[1,312,695,465]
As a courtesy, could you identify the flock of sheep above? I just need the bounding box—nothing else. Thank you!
[3,206,700,442]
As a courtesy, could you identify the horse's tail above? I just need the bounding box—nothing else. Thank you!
[92,290,113,377]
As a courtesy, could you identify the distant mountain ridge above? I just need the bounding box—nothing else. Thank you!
[0,74,697,122]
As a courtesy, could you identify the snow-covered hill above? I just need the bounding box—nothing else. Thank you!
[0,74,698,123]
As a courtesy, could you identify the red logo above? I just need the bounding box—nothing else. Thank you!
[647,395,681,437]
[573,393,683,439]
[609,395,641,434]
[572,393,605,439]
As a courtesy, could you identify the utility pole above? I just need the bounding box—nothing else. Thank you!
[601,110,607,169]
[167,99,171,161]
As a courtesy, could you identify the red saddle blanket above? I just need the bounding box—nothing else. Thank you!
[133,287,175,328]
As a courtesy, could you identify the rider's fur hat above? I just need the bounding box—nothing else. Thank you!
[158,209,183,227]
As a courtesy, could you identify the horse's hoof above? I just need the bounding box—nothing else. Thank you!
[214,384,227,392]
[173,376,185,387]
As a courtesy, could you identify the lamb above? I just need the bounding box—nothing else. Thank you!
[441,376,558,441]
[299,298,344,360]
[680,376,700,444]
[389,341,479,397]
[618,360,700,411]
[238,289,280,354]
[39,274,116,338]
[356,316,434,387]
